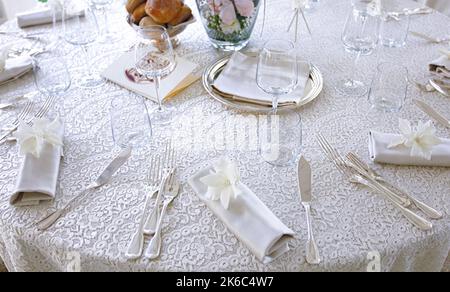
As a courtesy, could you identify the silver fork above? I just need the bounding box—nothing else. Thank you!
[143,142,176,235]
[125,156,163,259]
[0,95,56,144]
[0,101,34,143]
[317,134,410,207]
[347,152,443,220]
[316,134,432,231]
[145,169,180,259]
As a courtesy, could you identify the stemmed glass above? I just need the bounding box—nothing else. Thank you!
[62,0,105,88]
[337,6,380,96]
[256,39,298,114]
[33,51,71,118]
[90,0,118,43]
[135,26,176,126]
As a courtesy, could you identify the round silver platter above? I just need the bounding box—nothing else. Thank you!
[202,55,324,113]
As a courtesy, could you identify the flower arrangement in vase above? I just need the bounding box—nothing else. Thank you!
[197,0,260,51]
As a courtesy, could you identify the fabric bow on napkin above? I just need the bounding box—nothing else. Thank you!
[213,52,311,106]
[10,117,64,206]
[369,119,450,167]
[188,158,295,264]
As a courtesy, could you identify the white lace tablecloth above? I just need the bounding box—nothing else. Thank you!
[0,0,449,272]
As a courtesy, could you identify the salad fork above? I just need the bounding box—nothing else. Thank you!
[143,142,176,235]
[145,169,180,259]
[0,101,34,144]
[125,156,164,259]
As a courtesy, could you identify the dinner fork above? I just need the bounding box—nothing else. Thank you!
[316,134,432,230]
[145,169,180,259]
[143,142,176,235]
[0,101,34,143]
[0,95,56,144]
[125,156,164,259]
[346,152,443,220]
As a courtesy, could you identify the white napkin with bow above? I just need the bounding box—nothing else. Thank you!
[188,159,295,264]
[10,117,64,206]
[213,52,311,106]
[369,131,450,167]
[0,56,33,84]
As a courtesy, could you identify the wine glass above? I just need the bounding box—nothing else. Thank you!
[90,0,118,43]
[337,6,380,97]
[135,26,176,126]
[256,39,298,114]
[63,0,105,88]
[33,51,71,118]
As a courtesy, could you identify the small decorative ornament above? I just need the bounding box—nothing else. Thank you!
[13,117,63,158]
[287,0,312,43]
[200,158,243,209]
[388,118,441,160]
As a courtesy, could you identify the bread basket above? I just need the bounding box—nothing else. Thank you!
[126,14,196,47]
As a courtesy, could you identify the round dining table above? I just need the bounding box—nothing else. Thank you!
[0,0,449,272]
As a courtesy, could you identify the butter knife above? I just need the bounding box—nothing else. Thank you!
[36,146,133,231]
[298,156,321,265]
[413,99,450,129]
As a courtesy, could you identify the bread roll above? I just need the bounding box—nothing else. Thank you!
[168,5,192,26]
[126,0,146,14]
[132,3,147,24]
[145,0,183,24]
[139,16,160,27]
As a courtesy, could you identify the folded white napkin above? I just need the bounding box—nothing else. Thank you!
[369,131,450,167]
[0,56,33,84]
[188,161,295,264]
[10,118,64,206]
[213,52,311,106]
[16,6,84,28]
[429,55,450,81]
[17,7,60,28]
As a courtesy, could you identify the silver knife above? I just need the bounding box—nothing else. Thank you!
[36,146,133,231]
[298,156,321,265]
[429,79,450,97]
[413,99,450,129]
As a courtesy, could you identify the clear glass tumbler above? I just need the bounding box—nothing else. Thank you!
[368,62,409,112]
[380,13,410,48]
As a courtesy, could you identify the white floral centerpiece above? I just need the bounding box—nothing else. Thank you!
[196,0,261,51]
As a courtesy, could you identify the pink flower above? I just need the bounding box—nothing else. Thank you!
[234,0,255,17]
[207,0,223,14]
[219,0,237,25]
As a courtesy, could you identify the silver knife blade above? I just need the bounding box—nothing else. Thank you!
[413,99,450,128]
[298,156,312,203]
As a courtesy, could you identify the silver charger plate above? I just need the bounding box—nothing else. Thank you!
[202,54,324,112]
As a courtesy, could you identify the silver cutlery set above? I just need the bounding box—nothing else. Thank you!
[126,144,180,260]
[316,134,443,231]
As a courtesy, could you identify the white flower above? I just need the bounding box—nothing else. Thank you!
[388,119,441,160]
[200,158,243,209]
[13,117,63,158]
[221,20,241,34]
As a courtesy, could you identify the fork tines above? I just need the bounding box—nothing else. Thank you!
[162,141,176,171]
[316,133,351,177]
